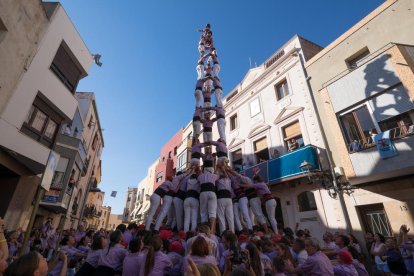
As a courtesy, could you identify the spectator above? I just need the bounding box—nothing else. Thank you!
[76,235,106,276]
[166,240,184,276]
[95,230,127,276]
[5,251,64,276]
[348,233,362,254]
[139,235,171,276]
[182,237,216,273]
[384,238,407,276]
[275,243,296,274]
[292,238,308,265]
[333,250,358,276]
[272,256,287,276]
[122,238,142,276]
[370,233,390,276]
[245,242,263,276]
[296,237,334,276]
[197,263,220,276]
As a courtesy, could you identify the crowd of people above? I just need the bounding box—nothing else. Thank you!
[2,212,414,276]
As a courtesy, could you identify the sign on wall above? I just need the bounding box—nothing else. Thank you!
[373,130,398,159]
[40,150,60,191]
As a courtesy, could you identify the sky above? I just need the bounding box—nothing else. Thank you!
[58,0,385,214]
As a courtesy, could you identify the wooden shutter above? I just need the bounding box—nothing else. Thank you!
[283,121,301,140]
[254,137,267,152]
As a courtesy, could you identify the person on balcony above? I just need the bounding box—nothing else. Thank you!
[288,138,299,152]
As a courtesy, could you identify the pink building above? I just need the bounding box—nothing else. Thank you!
[154,129,183,190]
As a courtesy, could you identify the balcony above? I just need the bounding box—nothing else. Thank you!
[40,188,71,214]
[242,145,321,184]
[56,133,87,164]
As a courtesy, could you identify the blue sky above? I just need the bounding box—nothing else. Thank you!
[59,0,384,214]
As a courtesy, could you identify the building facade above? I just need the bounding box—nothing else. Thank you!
[107,214,123,231]
[217,35,349,241]
[176,121,193,173]
[153,129,183,189]
[305,0,414,240]
[123,187,137,223]
[0,2,94,231]
[100,205,111,230]
[83,190,105,229]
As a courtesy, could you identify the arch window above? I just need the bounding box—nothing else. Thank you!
[297,191,317,212]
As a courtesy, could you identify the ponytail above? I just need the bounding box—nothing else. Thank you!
[144,236,162,276]
[107,230,122,255]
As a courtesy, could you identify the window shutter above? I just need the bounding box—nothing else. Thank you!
[254,137,268,152]
[283,121,301,140]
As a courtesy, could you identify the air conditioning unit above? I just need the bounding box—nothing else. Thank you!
[334,166,345,177]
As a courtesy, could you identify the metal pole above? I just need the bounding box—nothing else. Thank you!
[20,183,44,255]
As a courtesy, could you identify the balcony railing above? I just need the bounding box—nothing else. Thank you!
[56,133,87,163]
[347,124,414,153]
[242,145,321,184]
[40,190,72,213]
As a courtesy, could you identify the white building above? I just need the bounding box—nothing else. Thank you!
[217,35,348,240]
[0,2,94,230]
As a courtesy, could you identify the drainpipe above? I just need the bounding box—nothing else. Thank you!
[297,49,353,233]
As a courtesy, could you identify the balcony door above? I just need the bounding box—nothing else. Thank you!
[357,203,393,237]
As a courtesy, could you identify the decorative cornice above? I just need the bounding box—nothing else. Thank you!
[273,106,304,124]
[228,138,245,150]
[247,123,271,139]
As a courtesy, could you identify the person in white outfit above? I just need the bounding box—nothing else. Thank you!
[210,50,220,77]
[239,174,269,233]
[197,168,219,234]
[194,79,204,108]
[183,167,201,232]
[215,169,234,234]
[154,176,175,231]
[145,178,175,231]
[172,170,192,231]
[242,174,278,234]
[212,76,223,108]
[228,170,253,233]
[207,105,226,142]
[196,58,204,80]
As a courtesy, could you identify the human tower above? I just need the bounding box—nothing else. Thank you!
[145,24,278,236]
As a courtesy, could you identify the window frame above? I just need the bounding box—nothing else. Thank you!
[249,97,261,117]
[297,191,318,212]
[253,136,270,163]
[281,120,304,151]
[229,113,238,131]
[275,78,290,101]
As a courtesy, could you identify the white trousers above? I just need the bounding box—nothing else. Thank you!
[217,198,234,234]
[239,197,253,230]
[265,199,278,233]
[203,131,212,143]
[214,88,223,107]
[213,64,220,77]
[196,64,204,80]
[184,197,199,232]
[205,78,213,89]
[217,118,226,143]
[193,121,201,137]
[154,195,173,230]
[200,191,217,222]
[194,89,203,108]
[173,197,184,231]
[233,202,243,231]
[249,197,266,225]
[166,203,176,229]
[145,193,161,231]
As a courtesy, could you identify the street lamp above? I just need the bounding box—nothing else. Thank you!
[299,160,356,198]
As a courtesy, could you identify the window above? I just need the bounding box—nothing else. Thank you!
[22,96,63,148]
[92,133,99,150]
[156,172,163,183]
[275,79,289,100]
[379,111,413,137]
[250,98,261,117]
[0,17,7,44]
[346,47,370,69]
[178,152,187,171]
[231,149,243,170]
[226,90,238,102]
[357,204,392,237]
[253,137,269,163]
[230,114,238,131]
[340,105,376,149]
[282,121,304,151]
[168,151,172,159]
[88,116,94,129]
[265,50,285,69]
[174,147,177,156]
[50,42,82,93]
[297,191,317,212]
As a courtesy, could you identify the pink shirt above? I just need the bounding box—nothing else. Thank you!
[182,255,217,273]
[138,250,172,276]
[98,243,127,271]
[186,177,200,193]
[122,252,142,276]
[216,177,232,191]
[209,141,227,153]
[203,119,213,128]
[159,180,174,192]
[192,143,203,154]
[172,174,187,191]
[254,182,271,196]
[298,251,334,276]
[197,172,219,185]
